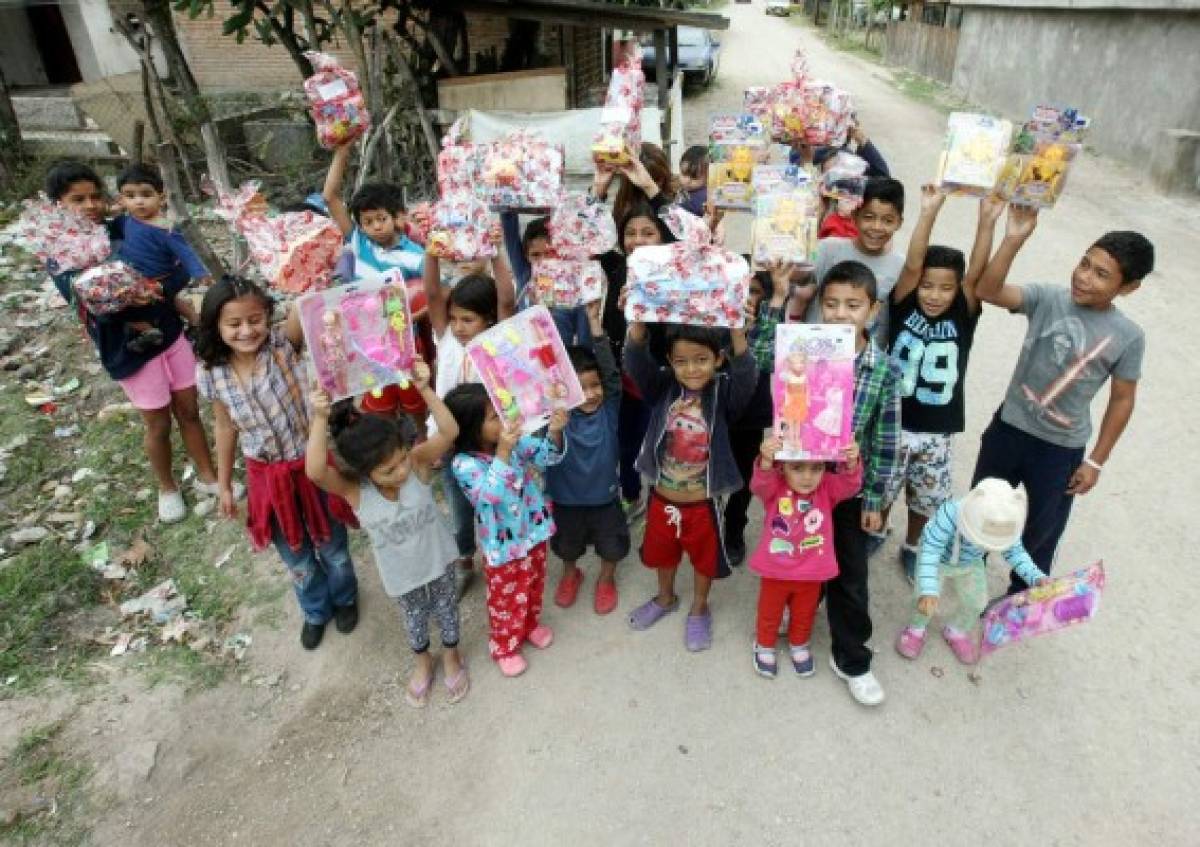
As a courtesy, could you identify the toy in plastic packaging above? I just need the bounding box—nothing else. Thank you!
[14,195,113,272]
[751,188,820,268]
[478,130,565,211]
[72,262,164,315]
[303,51,371,149]
[995,105,1089,209]
[298,272,418,401]
[744,86,774,121]
[752,163,813,198]
[527,258,605,309]
[708,147,761,209]
[709,113,767,148]
[426,194,497,262]
[772,323,856,461]
[820,151,868,206]
[437,117,479,198]
[768,81,810,144]
[211,181,342,294]
[546,192,617,258]
[466,305,584,433]
[936,112,1014,195]
[592,40,645,167]
[799,81,853,147]
[980,562,1105,657]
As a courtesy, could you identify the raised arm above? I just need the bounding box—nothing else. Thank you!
[410,359,460,476]
[322,144,355,237]
[962,195,1007,314]
[588,300,622,400]
[891,184,946,304]
[975,204,1038,311]
[304,388,359,507]
[423,252,449,337]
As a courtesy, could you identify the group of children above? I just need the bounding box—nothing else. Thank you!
[38,120,1153,708]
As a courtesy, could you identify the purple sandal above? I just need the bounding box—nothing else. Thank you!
[629,596,679,631]
[685,612,713,652]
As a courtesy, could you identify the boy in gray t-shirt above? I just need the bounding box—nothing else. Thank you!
[970,205,1153,591]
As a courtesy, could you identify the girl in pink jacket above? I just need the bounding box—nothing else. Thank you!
[749,437,862,678]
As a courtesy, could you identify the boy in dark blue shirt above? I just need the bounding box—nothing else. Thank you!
[545,300,627,615]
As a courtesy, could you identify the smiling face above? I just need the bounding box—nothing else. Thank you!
[820,281,879,349]
[368,446,412,488]
[916,267,960,318]
[448,303,490,346]
[59,179,107,224]
[118,181,164,222]
[218,295,271,358]
[623,215,663,253]
[577,368,604,414]
[668,338,722,392]
[852,199,902,254]
[1070,246,1136,309]
[357,207,399,248]
[782,460,825,495]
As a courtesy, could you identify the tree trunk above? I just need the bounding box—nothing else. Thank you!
[0,65,23,191]
[156,142,226,276]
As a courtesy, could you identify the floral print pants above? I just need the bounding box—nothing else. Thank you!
[484,542,547,659]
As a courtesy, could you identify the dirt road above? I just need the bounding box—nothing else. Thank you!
[69,4,1200,844]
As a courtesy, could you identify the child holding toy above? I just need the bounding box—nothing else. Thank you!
[896,478,1047,664]
[305,360,469,706]
[678,145,710,217]
[500,211,591,345]
[750,436,862,678]
[545,300,626,614]
[443,385,566,677]
[970,206,1152,590]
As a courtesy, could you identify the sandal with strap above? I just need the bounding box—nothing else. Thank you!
[405,671,434,709]
[443,662,470,704]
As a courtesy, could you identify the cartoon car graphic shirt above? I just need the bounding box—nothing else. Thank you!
[657,393,711,495]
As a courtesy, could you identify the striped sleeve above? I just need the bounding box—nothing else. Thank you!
[1001,541,1047,587]
[915,502,957,597]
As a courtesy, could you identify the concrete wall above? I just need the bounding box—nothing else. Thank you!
[0,9,50,86]
[953,7,1200,172]
[60,0,140,81]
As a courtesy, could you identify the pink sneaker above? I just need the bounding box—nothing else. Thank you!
[527,625,554,649]
[942,626,980,664]
[895,626,926,659]
[496,654,527,677]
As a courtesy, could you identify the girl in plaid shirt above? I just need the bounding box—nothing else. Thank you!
[195,276,359,652]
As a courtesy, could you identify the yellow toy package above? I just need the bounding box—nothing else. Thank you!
[936,112,1013,196]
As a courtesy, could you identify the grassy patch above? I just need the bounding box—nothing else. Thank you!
[135,644,226,691]
[891,69,975,114]
[0,721,92,845]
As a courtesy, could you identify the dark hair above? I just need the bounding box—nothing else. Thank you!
[195,275,275,368]
[44,161,103,200]
[859,177,905,216]
[444,383,492,454]
[348,182,404,221]
[812,146,838,169]
[679,145,709,177]
[618,200,674,253]
[751,269,774,301]
[820,260,878,302]
[447,273,499,325]
[1092,231,1155,284]
[665,325,725,357]
[923,245,966,283]
[116,162,164,193]
[567,344,600,379]
[327,400,415,478]
[522,216,550,255]
[613,141,679,227]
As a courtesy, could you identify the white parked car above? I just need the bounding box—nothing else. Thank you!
[766,0,792,15]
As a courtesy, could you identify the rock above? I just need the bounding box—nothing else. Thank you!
[71,467,94,483]
[135,488,154,502]
[46,512,82,525]
[53,484,72,500]
[105,741,159,798]
[10,527,49,545]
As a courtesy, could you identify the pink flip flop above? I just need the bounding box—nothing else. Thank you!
[443,662,470,704]
[405,671,434,708]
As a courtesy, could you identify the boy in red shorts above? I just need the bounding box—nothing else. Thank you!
[624,315,756,651]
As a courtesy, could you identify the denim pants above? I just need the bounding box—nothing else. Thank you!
[442,463,477,559]
[550,306,592,347]
[271,513,357,626]
[971,412,1085,592]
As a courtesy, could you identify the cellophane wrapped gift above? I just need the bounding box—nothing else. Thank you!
[820,151,868,206]
[800,81,853,146]
[528,258,605,308]
[303,51,371,149]
[744,86,774,121]
[426,193,497,262]
[708,113,768,210]
[936,112,1014,195]
[752,163,813,197]
[592,40,645,167]
[437,117,479,197]
[751,188,820,269]
[14,196,112,272]
[768,81,809,144]
[73,262,164,315]
[996,106,1089,209]
[547,192,617,258]
[624,207,750,328]
[405,201,432,246]
[213,181,342,294]
[477,130,564,211]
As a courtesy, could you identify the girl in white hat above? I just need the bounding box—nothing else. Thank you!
[895,478,1047,664]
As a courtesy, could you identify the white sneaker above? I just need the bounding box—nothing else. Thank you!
[194,478,245,500]
[158,490,186,524]
[829,656,885,706]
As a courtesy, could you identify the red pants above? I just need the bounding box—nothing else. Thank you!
[756,578,822,648]
[485,542,547,659]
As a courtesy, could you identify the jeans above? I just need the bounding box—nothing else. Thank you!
[827,497,872,676]
[971,412,1085,592]
[270,512,357,626]
[618,388,650,502]
[442,463,477,559]
[550,306,592,347]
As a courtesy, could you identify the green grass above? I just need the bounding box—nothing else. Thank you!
[0,721,93,845]
[135,644,226,691]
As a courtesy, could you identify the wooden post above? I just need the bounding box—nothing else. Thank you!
[387,34,441,167]
[654,28,669,159]
[130,120,145,164]
[156,141,225,277]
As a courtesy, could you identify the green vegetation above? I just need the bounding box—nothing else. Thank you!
[0,721,92,845]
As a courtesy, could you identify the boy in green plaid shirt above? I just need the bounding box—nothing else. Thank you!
[800,259,902,706]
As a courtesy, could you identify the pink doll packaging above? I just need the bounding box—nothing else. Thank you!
[477,130,565,211]
[426,193,497,262]
[298,272,418,402]
[527,258,605,309]
[936,112,1014,196]
[466,305,584,434]
[751,188,820,269]
[592,40,645,167]
[980,561,1104,657]
[303,51,371,149]
[772,323,855,461]
[212,181,342,294]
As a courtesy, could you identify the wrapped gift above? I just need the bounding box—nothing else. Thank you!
[212,181,342,294]
[303,51,371,149]
[437,117,479,197]
[592,40,645,166]
[14,196,112,272]
[996,106,1089,209]
[752,163,813,197]
[426,193,497,262]
[477,130,564,211]
[466,305,584,433]
[980,562,1105,657]
[73,261,164,315]
[744,87,774,121]
[936,112,1014,195]
[751,188,820,269]
[527,258,605,308]
[546,192,617,258]
[800,81,853,147]
[772,323,856,461]
[820,151,868,206]
[297,273,418,402]
[767,81,810,144]
[405,200,432,246]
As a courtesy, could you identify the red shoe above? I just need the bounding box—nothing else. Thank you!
[593,580,618,615]
[554,568,584,608]
[527,624,554,649]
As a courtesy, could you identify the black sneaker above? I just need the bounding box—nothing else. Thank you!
[333,602,359,634]
[726,541,747,568]
[300,621,326,650]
